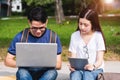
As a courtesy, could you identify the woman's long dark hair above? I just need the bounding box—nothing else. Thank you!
[76,8,101,32]
[76,6,107,52]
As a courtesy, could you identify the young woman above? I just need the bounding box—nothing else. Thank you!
[68,7,106,80]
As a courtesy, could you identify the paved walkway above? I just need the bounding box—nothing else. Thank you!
[0,61,120,80]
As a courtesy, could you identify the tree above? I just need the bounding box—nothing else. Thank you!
[23,0,65,24]
[93,0,104,13]
[80,0,104,14]
[79,0,87,10]
[7,0,12,16]
[55,0,65,23]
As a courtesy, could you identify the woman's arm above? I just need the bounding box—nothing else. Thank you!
[68,52,76,71]
[84,50,105,70]
[93,50,104,69]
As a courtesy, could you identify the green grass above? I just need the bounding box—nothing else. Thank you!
[0,16,120,61]
[103,10,120,14]
[100,17,120,47]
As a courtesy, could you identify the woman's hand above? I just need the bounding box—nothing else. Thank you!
[84,64,95,71]
[68,64,76,72]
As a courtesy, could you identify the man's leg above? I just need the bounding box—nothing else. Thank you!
[70,71,82,80]
[39,69,57,80]
[16,68,32,80]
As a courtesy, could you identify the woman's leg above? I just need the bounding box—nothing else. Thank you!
[70,71,83,80]
[83,69,103,80]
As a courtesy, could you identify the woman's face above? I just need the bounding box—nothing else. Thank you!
[29,20,47,37]
[79,18,92,34]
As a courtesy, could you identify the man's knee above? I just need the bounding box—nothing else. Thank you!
[16,68,32,80]
[40,69,58,80]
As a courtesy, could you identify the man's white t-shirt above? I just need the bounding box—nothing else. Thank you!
[69,31,106,69]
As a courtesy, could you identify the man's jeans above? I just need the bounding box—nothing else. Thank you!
[70,69,103,80]
[16,67,57,80]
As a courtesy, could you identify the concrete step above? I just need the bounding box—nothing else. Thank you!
[0,76,16,80]
[0,61,120,80]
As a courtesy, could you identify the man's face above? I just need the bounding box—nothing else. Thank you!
[29,20,47,37]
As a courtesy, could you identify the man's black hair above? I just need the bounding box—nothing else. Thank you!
[27,7,48,23]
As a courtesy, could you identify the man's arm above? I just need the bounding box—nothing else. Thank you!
[4,53,16,68]
[56,54,62,70]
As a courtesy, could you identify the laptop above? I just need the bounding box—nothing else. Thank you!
[68,57,88,70]
[16,43,57,67]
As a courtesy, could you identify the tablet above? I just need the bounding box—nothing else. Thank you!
[68,57,88,70]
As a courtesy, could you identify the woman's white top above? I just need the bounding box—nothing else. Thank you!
[69,31,106,69]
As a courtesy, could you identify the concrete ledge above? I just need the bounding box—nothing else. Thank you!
[0,61,120,80]
[0,76,16,80]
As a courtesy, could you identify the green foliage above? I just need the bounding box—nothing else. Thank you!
[62,0,93,15]
[0,17,120,48]
[103,10,120,14]
[99,17,120,54]
[0,16,120,60]
[23,0,55,6]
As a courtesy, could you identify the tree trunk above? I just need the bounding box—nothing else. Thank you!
[7,0,11,16]
[55,0,65,24]
[98,0,104,14]
[0,2,1,18]
[79,0,87,12]
[59,0,65,21]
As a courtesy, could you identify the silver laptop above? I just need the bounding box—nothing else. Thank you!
[16,43,57,67]
[68,57,88,70]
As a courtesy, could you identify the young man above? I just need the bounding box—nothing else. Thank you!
[4,7,62,80]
